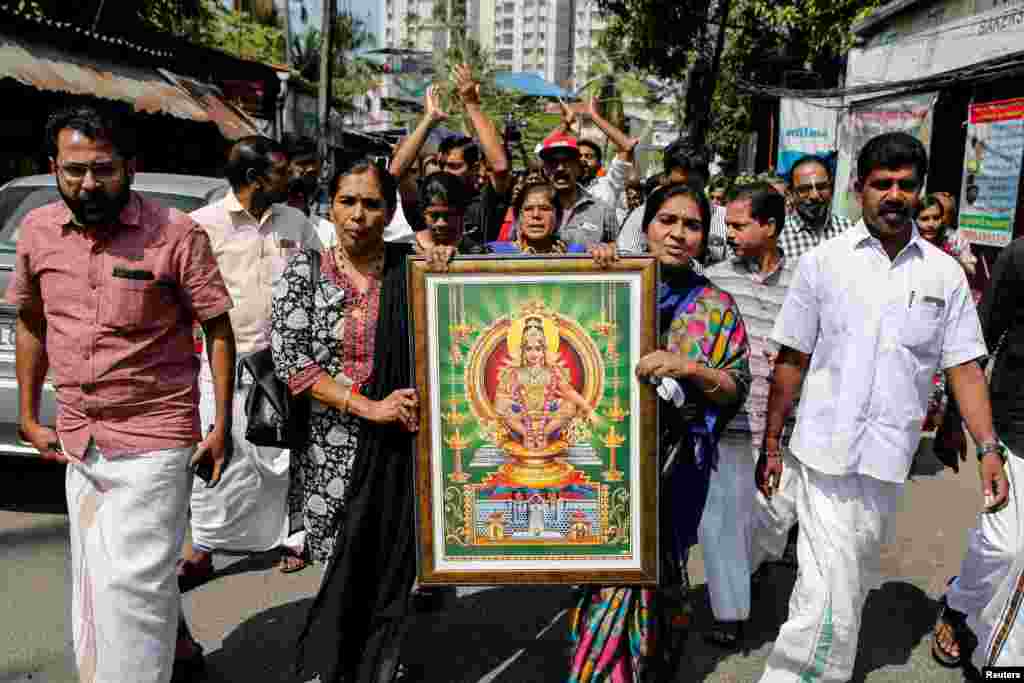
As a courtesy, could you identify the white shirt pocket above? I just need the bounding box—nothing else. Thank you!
[900,300,943,351]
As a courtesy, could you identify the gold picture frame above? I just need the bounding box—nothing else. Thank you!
[408,255,660,585]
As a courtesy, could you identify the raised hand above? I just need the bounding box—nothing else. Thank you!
[425,84,449,124]
[453,64,481,106]
[559,99,577,132]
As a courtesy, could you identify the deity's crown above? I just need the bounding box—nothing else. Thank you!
[507,299,560,361]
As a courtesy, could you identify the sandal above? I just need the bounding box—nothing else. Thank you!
[703,620,744,649]
[932,595,967,667]
[279,548,308,574]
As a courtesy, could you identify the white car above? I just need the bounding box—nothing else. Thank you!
[0,173,228,457]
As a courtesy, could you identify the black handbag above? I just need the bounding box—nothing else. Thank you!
[241,249,319,448]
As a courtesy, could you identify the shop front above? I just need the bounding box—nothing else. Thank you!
[839,0,1024,284]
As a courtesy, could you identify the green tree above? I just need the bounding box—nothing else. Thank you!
[289,12,381,102]
[17,0,286,63]
[596,0,885,162]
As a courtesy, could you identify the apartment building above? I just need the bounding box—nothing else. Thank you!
[382,0,443,52]
[570,0,608,87]
[382,0,609,88]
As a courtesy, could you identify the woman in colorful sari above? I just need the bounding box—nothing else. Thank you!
[569,183,752,682]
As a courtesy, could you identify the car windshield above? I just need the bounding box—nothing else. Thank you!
[0,188,211,251]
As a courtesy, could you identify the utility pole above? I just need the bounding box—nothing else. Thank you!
[318,0,338,183]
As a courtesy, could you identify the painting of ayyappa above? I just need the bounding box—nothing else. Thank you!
[441,294,629,550]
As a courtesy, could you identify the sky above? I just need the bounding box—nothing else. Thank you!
[220,1,382,47]
[280,0,381,47]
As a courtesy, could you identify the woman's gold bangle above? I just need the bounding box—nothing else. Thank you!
[700,365,721,394]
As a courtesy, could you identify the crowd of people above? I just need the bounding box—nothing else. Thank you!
[8,61,1024,683]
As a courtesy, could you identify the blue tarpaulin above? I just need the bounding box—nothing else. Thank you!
[493,71,570,98]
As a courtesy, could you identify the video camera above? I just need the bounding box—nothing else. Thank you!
[503,112,529,144]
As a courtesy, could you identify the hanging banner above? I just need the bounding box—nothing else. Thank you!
[833,93,937,222]
[776,98,839,177]
[958,98,1024,247]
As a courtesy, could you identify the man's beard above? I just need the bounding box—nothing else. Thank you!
[58,182,131,226]
[796,198,829,226]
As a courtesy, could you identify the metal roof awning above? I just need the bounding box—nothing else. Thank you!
[0,36,259,140]
[158,69,260,140]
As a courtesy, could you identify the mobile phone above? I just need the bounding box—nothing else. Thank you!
[193,458,214,483]
[192,424,216,483]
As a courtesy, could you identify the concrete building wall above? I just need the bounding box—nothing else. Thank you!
[488,0,573,83]
[857,0,1013,48]
[382,0,440,51]
[570,0,609,87]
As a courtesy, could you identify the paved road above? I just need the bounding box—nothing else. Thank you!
[0,443,984,682]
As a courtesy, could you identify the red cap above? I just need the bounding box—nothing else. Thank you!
[539,132,580,160]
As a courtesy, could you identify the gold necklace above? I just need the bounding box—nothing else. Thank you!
[334,244,384,277]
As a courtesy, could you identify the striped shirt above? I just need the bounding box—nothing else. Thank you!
[616,202,730,265]
[706,252,797,451]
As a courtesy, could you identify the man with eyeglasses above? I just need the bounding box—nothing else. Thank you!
[779,154,853,261]
[7,105,236,682]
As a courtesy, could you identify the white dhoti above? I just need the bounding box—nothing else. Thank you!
[698,433,758,621]
[189,361,290,553]
[67,442,193,683]
[947,451,1024,669]
[758,458,903,683]
[750,450,800,571]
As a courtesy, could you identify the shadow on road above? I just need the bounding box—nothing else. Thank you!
[198,577,937,682]
[852,581,937,682]
[682,563,797,681]
[0,455,67,515]
[202,587,573,683]
[404,586,572,682]
[202,598,315,682]
[682,571,936,682]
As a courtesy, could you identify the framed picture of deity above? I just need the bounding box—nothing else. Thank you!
[408,255,660,585]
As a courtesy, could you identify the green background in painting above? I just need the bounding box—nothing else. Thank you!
[434,280,635,559]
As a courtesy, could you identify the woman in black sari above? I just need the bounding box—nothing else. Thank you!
[275,158,441,683]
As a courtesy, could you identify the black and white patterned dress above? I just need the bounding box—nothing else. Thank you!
[271,249,381,562]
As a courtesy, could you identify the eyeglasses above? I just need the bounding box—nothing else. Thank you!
[56,160,122,182]
[792,180,831,198]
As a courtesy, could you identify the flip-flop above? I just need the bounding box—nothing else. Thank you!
[279,549,308,574]
[931,595,966,667]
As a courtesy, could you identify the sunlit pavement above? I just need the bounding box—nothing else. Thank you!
[0,441,982,681]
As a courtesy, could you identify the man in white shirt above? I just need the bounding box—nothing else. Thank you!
[755,132,1005,682]
[181,137,322,581]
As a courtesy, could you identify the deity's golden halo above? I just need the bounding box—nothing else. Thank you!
[464,300,605,433]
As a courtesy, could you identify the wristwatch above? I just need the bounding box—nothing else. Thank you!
[977,440,1008,463]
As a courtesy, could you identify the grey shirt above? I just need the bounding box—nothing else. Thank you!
[557,188,620,247]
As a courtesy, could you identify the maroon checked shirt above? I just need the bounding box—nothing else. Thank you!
[5,194,233,459]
